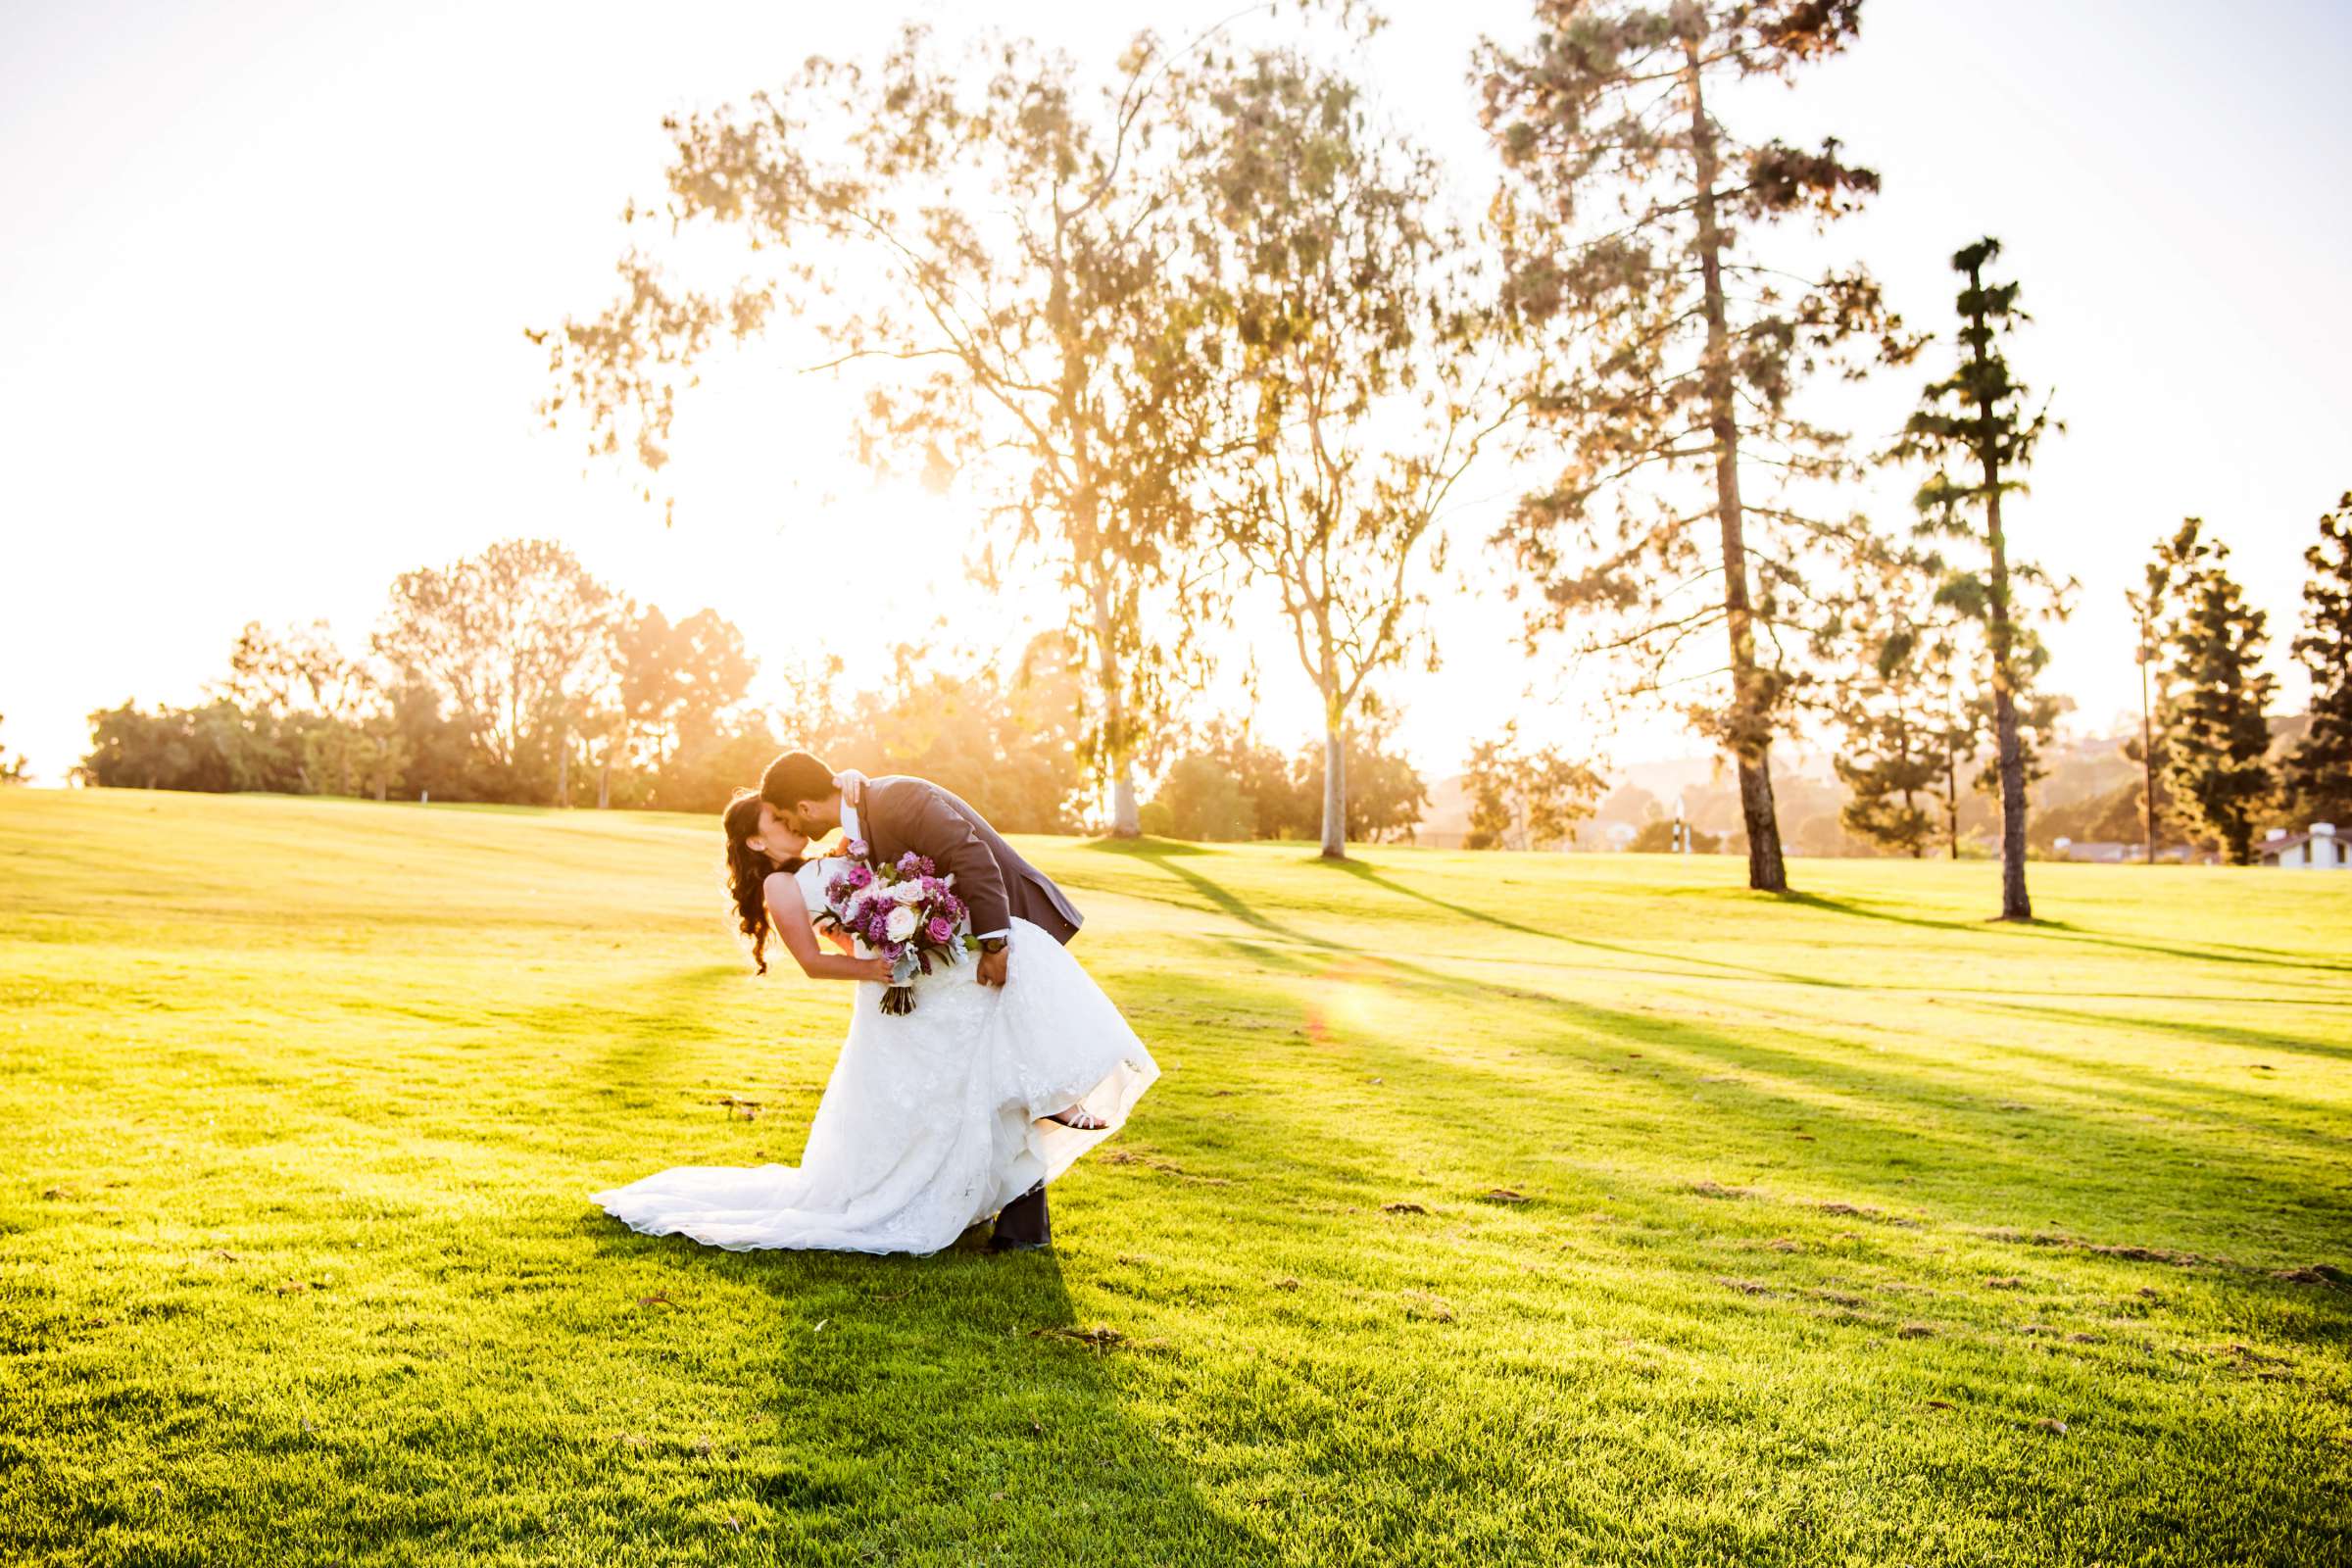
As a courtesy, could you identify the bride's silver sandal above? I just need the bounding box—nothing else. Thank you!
[1043,1104,1109,1131]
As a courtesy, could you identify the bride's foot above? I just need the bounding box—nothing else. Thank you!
[1042,1104,1109,1131]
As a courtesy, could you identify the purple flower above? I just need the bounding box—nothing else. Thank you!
[844,863,873,890]
[920,876,948,900]
[942,895,966,921]
[916,856,937,877]
[926,916,954,945]
[826,876,852,905]
[896,851,923,878]
[846,839,870,859]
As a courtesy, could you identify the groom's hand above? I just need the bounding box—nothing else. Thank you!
[976,947,1009,988]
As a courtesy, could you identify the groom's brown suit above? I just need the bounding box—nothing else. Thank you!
[846,774,1082,1250]
[849,775,1082,946]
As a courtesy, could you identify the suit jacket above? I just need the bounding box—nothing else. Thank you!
[849,775,1083,946]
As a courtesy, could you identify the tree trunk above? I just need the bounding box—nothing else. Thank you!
[2137,653,2156,865]
[597,744,612,811]
[555,717,571,808]
[1944,747,1961,860]
[1087,566,1141,839]
[1685,41,1787,894]
[1984,483,2032,918]
[1319,712,1347,860]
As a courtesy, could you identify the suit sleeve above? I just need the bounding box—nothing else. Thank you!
[893,785,1011,939]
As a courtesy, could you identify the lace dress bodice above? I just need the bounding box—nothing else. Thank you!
[792,858,848,921]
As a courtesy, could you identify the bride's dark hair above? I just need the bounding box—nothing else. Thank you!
[723,789,805,974]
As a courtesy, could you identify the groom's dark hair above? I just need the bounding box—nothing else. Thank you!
[760,750,836,808]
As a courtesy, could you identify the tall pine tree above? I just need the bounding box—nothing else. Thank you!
[2158,518,2276,864]
[1476,0,1903,894]
[1816,538,1955,858]
[2284,492,2352,825]
[1832,630,1941,858]
[1894,238,2056,919]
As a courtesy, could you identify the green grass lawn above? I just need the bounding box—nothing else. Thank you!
[3,789,2348,1566]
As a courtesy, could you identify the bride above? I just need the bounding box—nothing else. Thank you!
[592,784,1156,1255]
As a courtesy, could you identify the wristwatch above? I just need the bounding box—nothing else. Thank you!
[979,937,1008,955]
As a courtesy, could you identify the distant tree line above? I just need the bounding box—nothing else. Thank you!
[70,535,1443,841]
[74,538,1099,831]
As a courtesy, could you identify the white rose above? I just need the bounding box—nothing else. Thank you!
[891,880,928,905]
[884,905,918,942]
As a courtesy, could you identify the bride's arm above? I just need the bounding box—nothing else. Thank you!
[763,873,892,983]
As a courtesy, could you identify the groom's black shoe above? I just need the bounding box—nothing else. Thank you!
[990,1183,1052,1252]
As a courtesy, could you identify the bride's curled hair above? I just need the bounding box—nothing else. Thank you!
[723,789,804,974]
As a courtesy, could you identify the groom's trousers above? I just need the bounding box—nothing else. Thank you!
[993,1182,1051,1250]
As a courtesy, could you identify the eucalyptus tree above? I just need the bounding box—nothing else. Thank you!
[373,539,615,800]
[537,25,1230,836]
[1197,49,1515,859]
[1476,0,1904,893]
[1462,724,1605,851]
[219,619,378,795]
[1894,238,2064,918]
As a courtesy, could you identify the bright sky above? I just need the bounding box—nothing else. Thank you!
[5,0,2348,789]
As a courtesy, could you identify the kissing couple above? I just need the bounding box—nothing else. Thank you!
[593,752,1158,1254]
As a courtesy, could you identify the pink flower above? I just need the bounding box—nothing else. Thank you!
[926,916,954,945]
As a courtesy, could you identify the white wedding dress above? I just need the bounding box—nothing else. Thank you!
[592,858,1157,1254]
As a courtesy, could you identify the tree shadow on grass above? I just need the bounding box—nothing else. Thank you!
[1091,838,1857,993]
[592,1231,1279,1564]
[1972,998,2352,1066]
[1152,935,2350,1258]
[1783,891,2352,978]
[1084,849,2349,1178]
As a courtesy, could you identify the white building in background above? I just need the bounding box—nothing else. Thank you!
[2260,822,2347,869]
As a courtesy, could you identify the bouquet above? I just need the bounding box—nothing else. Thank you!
[820,840,978,1015]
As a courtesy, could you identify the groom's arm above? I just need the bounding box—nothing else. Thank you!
[892,786,1011,940]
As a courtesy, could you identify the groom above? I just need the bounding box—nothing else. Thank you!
[760,750,1084,1251]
